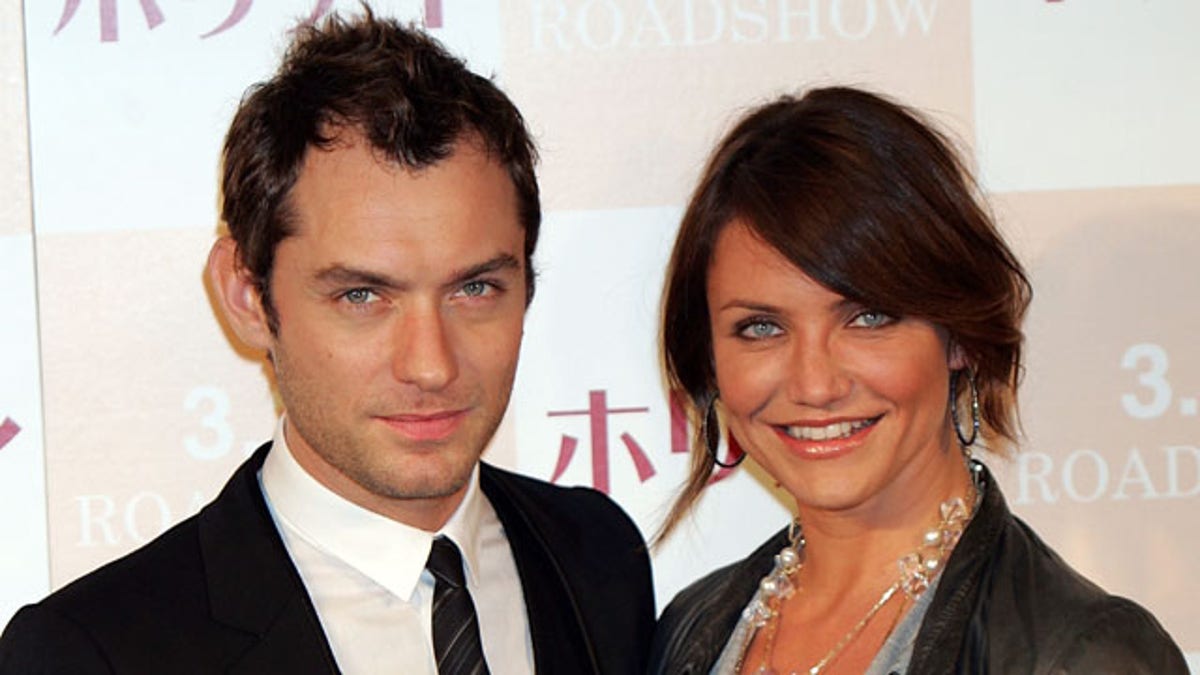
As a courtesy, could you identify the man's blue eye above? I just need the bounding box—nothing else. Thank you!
[343,288,375,304]
[462,281,491,297]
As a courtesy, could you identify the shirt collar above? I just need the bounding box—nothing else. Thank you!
[260,416,487,599]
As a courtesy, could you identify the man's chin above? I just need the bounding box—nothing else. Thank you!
[378,479,471,502]
[361,460,476,502]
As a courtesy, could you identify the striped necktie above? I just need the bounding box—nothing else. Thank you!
[426,537,491,675]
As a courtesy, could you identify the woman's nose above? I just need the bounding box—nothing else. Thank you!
[784,336,851,408]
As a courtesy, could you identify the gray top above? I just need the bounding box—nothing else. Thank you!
[710,574,941,675]
[863,575,939,675]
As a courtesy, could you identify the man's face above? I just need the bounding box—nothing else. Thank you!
[260,132,526,529]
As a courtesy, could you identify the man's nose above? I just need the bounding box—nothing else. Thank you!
[391,304,458,392]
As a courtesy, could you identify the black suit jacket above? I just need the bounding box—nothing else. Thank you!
[0,444,655,674]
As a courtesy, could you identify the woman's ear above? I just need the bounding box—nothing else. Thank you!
[949,339,969,372]
[207,237,273,352]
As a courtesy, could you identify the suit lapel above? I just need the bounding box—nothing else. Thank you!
[197,444,341,674]
[196,451,605,673]
[480,465,601,675]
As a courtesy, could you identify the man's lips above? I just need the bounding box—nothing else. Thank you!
[375,409,469,441]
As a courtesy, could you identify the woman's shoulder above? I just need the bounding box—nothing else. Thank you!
[647,528,788,675]
[661,528,787,621]
[984,512,1188,672]
[1046,594,1191,674]
[916,470,1187,673]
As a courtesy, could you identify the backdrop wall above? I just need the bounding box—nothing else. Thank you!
[1,1,1196,668]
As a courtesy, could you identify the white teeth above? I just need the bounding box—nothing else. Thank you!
[784,418,874,441]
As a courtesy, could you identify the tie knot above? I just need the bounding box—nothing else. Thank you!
[426,537,466,589]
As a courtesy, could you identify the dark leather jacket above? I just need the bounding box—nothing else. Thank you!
[648,465,1187,674]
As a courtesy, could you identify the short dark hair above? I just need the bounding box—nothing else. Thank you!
[221,8,540,330]
[661,87,1031,532]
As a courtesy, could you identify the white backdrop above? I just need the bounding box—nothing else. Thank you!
[0,1,1196,669]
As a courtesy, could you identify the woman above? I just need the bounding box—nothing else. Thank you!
[648,87,1186,674]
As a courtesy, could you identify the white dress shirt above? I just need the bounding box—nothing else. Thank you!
[258,417,533,675]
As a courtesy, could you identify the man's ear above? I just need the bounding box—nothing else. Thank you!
[208,237,273,352]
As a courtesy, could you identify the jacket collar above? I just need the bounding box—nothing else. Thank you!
[480,463,603,675]
[197,443,341,674]
[907,461,1010,673]
[194,445,605,675]
[653,463,1011,675]
[651,527,787,674]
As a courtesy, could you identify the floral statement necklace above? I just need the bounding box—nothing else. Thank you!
[738,489,977,675]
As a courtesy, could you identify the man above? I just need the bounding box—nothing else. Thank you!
[0,9,654,674]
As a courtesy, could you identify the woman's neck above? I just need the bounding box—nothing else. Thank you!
[792,454,975,596]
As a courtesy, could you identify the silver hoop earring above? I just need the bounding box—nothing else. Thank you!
[950,368,980,448]
[701,394,745,469]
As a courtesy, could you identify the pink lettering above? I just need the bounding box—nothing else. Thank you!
[201,0,253,39]
[55,0,163,42]
[0,417,20,451]
[547,389,653,494]
[425,0,444,28]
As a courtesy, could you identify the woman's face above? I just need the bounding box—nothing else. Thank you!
[706,222,965,516]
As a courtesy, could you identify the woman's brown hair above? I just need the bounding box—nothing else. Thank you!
[660,87,1031,537]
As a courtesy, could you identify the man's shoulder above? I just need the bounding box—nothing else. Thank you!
[479,462,636,532]
[37,507,208,623]
[0,449,286,673]
[478,461,650,585]
[0,512,221,673]
[5,448,269,627]
[480,463,657,674]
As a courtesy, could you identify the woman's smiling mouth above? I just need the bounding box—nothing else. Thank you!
[779,416,881,441]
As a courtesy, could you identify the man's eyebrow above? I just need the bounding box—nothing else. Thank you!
[312,265,403,289]
[310,254,521,290]
[447,253,522,286]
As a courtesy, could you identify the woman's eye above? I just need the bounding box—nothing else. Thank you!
[850,310,894,328]
[738,320,782,340]
[342,288,377,305]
